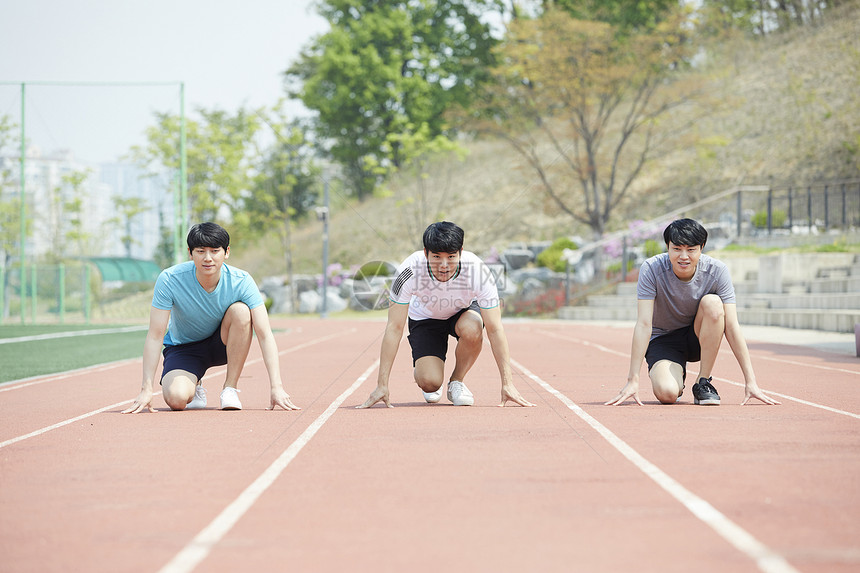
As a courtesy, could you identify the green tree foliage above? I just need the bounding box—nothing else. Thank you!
[0,113,24,318]
[0,114,20,264]
[130,107,262,223]
[110,196,149,258]
[286,0,501,200]
[466,8,700,240]
[383,122,467,234]
[60,170,92,259]
[549,0,676,32]
[236,102,320,302]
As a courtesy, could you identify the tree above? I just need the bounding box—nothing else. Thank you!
[237,103,320,311]
[46,169,93,261]
[285,0,502,200]
[549,0,677,32]
[130,107,262,223]
[0,113,24,318]
[698,0,838,36]
[382,122,467,237]
[110,196,149,258]
[466,8,700,243]
[0,113,18,265]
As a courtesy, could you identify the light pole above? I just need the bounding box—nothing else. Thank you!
[317,178,330,318]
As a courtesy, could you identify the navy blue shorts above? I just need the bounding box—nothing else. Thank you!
[160,327,227,384]
[645,324,701,381]
[407,301,481,364]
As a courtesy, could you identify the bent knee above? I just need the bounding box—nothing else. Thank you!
[414,370,443,392]
[699,294,725,320]
[654,387,680,404]
[457,325,483,345]
[163,386,192,410]
[165,395,188,411]
[650,362,683,404]
[162,372,196,410]
[226,302,252,325]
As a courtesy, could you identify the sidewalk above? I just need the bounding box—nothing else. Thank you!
[542,318,858,357]
[741,324,857,357]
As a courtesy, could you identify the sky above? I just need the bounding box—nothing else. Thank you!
[0,0,328,163]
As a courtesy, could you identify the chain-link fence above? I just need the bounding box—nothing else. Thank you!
[1,260,155,325]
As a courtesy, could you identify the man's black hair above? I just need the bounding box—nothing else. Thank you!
[422,221,464,253]
[663,218,708,248]
[187,222,230,251]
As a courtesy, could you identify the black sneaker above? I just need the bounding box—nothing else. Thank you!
[692,377,720,405]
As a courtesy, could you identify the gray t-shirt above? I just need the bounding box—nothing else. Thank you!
[637,253,736,339]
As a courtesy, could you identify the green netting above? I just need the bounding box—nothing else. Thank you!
[86,258,161,282]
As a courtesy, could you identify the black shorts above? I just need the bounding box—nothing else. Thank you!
[645,324,701,381]
[407,301,481,364]
[160,327,227,384]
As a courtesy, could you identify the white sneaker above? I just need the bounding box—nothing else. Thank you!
[220,387,242,410]
[186,386,207,409]
[423,388,443,403]
[447,380,474,406]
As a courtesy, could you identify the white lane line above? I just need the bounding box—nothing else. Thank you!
[713,377,860,420]
[512,358,799,573]
[0,330,357,449]
[158,358,380,573]
[534,328,860,376]
[0,329,355,393]
[0,395,156,449]
[0,325,148,344]
[747,354,860,376]
[0,359,140,393]
[535,328,860,419]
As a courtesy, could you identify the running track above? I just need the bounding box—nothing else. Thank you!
[1,319,857,573]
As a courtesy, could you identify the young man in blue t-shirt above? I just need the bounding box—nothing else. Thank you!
[605,218,780,407]
[123,222,300,413]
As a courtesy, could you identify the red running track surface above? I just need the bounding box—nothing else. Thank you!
[0,318,857,573]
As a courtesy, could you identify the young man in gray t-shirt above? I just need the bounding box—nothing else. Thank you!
[605,218,780,407]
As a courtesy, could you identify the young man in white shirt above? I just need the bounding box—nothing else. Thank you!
[357,221,534,408]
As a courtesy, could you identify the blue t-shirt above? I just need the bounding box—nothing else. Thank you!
[152,261,263,346]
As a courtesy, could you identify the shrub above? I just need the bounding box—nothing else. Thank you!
[644,239,663,258]
[751,209,787,229]
[354,261,395,279]
[536,237,579,272]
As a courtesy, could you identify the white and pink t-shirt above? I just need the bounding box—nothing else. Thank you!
[388,250,500,321]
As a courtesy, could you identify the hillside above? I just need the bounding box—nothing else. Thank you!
[231,4,860,280]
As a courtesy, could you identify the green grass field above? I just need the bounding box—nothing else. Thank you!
[0,324,146,384]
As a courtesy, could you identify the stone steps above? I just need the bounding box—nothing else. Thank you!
[557,252,860,333]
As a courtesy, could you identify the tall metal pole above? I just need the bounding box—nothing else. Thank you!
[320,179,330,319]
[180,83,188,230]
[19,82,26,324]
[172,172,181,263]
[176,82,188,264]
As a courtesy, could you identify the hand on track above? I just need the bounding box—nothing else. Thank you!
[499,385,536,407]
[121,390,156,414]
[741,383,781,405]
[604,382,643,406]
[269,387,301,410]
[355,387,393,409]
